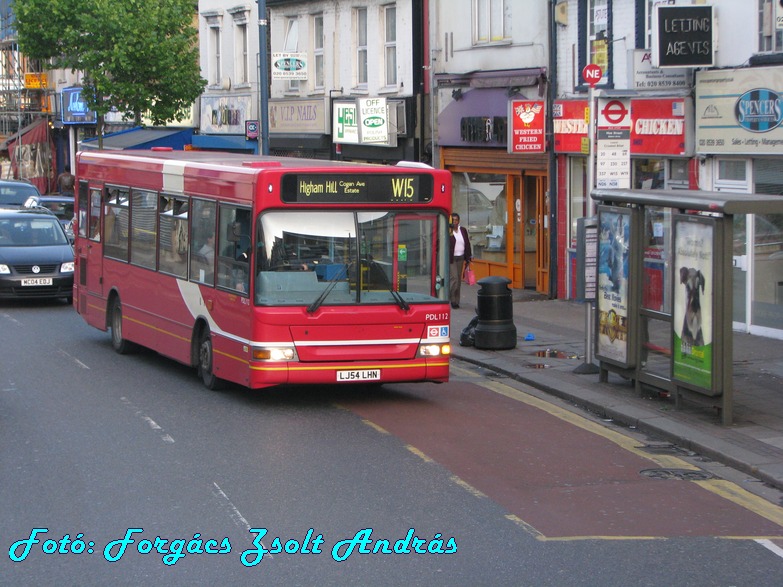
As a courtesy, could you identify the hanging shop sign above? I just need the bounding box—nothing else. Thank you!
[61,87,96,125]
[507,100,546,153]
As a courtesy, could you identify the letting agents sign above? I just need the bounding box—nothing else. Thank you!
[652,5,714,68]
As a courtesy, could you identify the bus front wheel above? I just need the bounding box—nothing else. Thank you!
[198,328,226,391]
[110,297,137,354]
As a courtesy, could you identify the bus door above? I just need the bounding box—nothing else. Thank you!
[393,214,438,295]
[78,186,105,320]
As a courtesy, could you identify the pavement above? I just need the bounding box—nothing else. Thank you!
[448,282,783,492]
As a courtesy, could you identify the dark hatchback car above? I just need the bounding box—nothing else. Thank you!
[0,208,74,302]
[0,179,42,209]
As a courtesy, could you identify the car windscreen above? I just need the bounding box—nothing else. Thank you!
[0,185,39,206]
[0,218,69,246]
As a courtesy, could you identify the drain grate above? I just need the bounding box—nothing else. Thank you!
[640,468,717,481]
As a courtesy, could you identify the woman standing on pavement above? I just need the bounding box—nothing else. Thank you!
[449,212,472,309]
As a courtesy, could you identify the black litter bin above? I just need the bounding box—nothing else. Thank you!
[474,276,517,350]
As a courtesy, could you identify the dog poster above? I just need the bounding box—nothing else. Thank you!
[597,208,631,364]
[672,217,713,389]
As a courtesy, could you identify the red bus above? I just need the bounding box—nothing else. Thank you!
[73,150,452,390]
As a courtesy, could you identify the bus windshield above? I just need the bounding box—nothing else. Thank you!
[255,210,447,307]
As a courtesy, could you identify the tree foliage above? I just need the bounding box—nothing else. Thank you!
[13,0,206,125]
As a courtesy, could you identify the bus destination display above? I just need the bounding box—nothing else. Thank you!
[282,174,433,204]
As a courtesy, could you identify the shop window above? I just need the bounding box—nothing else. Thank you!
[569,157,588,248]
[633,159,664,190]
[452,172,507,261]
[751,159,783,329]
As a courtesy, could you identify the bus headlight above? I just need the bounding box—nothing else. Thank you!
[252,347,297,361]
[419,343,451,357]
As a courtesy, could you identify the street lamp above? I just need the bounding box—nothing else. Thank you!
[256,0,270,155]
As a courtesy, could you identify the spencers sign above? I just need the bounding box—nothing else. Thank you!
[653,5,714,68]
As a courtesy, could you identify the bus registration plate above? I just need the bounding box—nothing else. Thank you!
[337,369,381,382]
[22,278,53,286]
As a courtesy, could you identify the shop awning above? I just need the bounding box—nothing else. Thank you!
[0,118,49,151]
[79,126,193,150]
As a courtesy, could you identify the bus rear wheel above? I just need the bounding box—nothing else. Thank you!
[198,328,226,391]
[110,297,137,354]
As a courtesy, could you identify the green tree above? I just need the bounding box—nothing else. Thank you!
[13,0,206,136]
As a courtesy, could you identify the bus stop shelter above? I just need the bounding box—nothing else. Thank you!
[590,188,783,425]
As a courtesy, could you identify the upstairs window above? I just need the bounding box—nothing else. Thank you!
[384,5,397,87]
[473,0,509,45]
[356,7,368,87]
[313,14,325,89]
[284,17,300,92]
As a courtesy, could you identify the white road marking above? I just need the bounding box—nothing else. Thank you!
[756,538,783,560]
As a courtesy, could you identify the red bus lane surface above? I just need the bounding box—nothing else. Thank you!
[338,374,783,541]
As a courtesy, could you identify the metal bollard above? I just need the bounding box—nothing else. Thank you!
[474,276,517,350]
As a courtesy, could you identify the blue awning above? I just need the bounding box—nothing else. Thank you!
[80,127,193,150]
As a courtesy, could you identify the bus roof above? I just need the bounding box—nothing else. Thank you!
[76,149,439,174]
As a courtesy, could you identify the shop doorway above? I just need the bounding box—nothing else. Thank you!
[515,173,549,292]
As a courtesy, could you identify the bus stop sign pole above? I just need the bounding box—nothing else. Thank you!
[575,64,601,374]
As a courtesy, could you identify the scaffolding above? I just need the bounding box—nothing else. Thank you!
[0,0,52,141]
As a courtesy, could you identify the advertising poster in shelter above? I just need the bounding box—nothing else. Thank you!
[672,217,714,389]
[597,207,631,364]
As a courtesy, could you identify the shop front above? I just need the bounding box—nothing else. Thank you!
[268,97,331,159]
[696,65,783,337]
[435,73,550,293]
[554,95,696,300]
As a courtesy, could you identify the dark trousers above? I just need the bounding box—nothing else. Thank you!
[450,255,465,305]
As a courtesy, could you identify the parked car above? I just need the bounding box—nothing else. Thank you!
[24,194,75,242]
[0,208,74,303]
[0,179,42,209]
